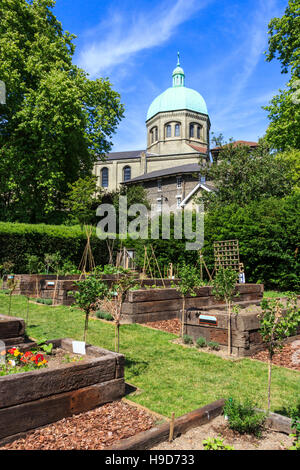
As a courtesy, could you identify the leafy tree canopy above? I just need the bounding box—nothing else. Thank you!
[265,0,300,76]
[201,140,294,208]
[63,175,102,226]
[0,0,124,223]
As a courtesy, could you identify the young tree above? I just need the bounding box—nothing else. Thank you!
[176,263,203,339]
[0,0,124,223]
[63,175,102,227]
[7,277,19,316]
[106,270,139,353]
[212,267,238,356]
[73,276,109,342]
[259,294,300,413]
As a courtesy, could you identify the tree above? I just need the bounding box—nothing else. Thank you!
[264,0,300,151]
[263,80,300,151]
[212,267,238,356]
[202,140,293,208]
[73,276,109,342]
[259,294,300,413]
[275,149,300,193]
[265,0,300,76]
[106,270,139,353]
[176,263,203,339]
[0,0,124,223]
[63,175,102,227]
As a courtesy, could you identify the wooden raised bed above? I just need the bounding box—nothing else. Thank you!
[0,314,25,346]
[121,284,264,324]
[0,338,125,443]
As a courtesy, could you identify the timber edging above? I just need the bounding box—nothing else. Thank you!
[106,399,226,450]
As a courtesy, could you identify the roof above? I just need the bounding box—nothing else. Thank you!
[124,163,203,184]
[97,150,145,162]
[146,86,208,121]
[188,143,208,154]
[211,141,258,152]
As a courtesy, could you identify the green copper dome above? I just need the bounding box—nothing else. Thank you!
[146,54,208,121]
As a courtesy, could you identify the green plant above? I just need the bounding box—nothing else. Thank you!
[176,263,204,338]
[202,437,234,450]
[289,410,300,450]
[212,267,238,355]
[196,336,207,348]
[73,276,109,342]
[259,294,300,412]
[7,277,18,316]
[96,310,113,321]
[208,341,220,351]
[183,335,193,345]
[35,298,53,305]
[37,339,54,355]
[223,397,266,437]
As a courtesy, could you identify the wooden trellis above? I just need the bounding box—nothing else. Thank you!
[214,239,241,273]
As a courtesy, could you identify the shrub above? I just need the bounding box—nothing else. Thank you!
[183,334,193,345]
[0,222,108,274]
[196,336,207,348]
[223,397,266,437]
[34,298,53,305]
[202,437,234,450]
[96,310,113,321]
[207,341,220,351]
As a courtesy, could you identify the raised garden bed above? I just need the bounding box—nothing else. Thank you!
[0,314,25,346]
[121,284,264,324]
[0,338,125,444]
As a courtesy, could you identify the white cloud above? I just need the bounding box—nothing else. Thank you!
[78,0,212,77]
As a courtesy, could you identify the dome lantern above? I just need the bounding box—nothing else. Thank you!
[172,52,185,87]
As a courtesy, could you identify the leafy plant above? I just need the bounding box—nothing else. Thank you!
[223,397,266,437]
[202,437,234,450]
[37,339,54,355]
[212,267,238,355]
[208,341,220,351]
[183,335,193,345]
[96,310,114,321]
[289,409,300,450]
[259,294,300,412]
[196,336,207,348]
[176,263,203,338]
[73,276,109,342]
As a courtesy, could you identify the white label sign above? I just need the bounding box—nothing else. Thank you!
[72,340,86,355]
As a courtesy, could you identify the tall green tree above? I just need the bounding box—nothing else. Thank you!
[264,0,300,151]
[63,175,102,226]
[0,0,124,223]
[201,141,293,208]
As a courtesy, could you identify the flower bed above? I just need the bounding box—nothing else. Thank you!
[0,338,125,444]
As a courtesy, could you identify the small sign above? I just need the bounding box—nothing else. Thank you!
[199,314,218,327]
[47,281,55,287]
[72,340,86,355]
[8,275,14,279]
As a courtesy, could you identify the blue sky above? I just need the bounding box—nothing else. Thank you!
[54,0,288,151]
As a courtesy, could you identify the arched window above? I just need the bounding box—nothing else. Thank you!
[189,123,194,138]
[166,124,172,138]
[123,166,131,182]
[150,126,158,144]
[175,123,180,137]
[197,126,202,139]
[101,167,109,188]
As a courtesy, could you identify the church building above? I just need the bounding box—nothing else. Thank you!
[94,55,214,211]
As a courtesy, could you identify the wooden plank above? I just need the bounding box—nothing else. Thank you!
[0,379,125,441]
[0,316,25,339]
[0,356,117,408]
[107,399,225,450]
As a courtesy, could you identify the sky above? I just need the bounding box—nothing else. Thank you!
[53,0,289,152]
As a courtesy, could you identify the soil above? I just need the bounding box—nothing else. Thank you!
[142,318,181,335]
[0,400,156,450]
[44,347,95,369]
[152,415,294,451]
[251,339,300,372]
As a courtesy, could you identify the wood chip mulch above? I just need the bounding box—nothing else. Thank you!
[251,340,300,371]
[0,401,155,450]
[142,318,181,335]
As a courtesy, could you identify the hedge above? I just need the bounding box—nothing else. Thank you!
[0,222,108,273]
[125,194,300,292]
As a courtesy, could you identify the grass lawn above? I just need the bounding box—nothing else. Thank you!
[1,291,299,418]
